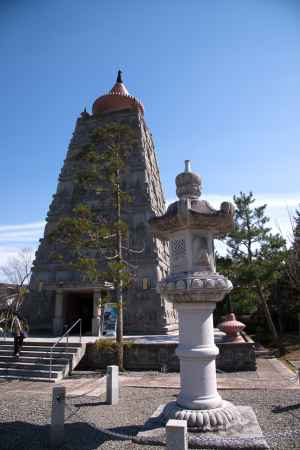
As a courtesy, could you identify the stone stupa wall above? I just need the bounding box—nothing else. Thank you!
[26,105,177,335]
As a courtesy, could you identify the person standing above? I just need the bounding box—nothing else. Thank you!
[11,314,24,357]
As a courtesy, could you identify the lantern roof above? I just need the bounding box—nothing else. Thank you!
[149,161,235,239]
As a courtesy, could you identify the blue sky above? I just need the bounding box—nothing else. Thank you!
[0,0,299,268]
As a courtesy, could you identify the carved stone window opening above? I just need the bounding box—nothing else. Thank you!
[170,239,186,272]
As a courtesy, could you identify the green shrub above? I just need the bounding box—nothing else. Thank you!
[95,339,136,352]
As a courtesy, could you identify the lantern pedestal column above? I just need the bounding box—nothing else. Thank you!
[176,302,222,410]
[161,281,240,431]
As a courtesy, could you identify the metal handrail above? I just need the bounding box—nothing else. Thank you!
[49,318,82,381]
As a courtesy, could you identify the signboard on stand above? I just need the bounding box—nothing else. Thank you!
[102,303,117,337]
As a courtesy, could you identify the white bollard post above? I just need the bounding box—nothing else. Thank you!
[50,385,66,447]
[166,419,188,450]
[106,365,119,405]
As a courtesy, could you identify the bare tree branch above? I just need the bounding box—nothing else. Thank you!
[121,259,138,270]
[0,248,34,314]
[122,244,145,254]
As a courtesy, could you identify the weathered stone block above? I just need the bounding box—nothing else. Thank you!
[50,385,65,447]
[106,365,119,405]
[166,419,188,450]
[78,335,256,372]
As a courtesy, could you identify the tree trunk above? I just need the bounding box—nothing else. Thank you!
[278,314,284,336]
[256,285,278,342]
[116,174,124,370]
[116,281,124,370]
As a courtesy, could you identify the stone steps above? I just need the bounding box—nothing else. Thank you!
[0,374,60,382]
[0,355,70,365]
[0,338,82,348]
[0,367,63,380]
[0,361,66,371]
[0,339,86,382]
[0,349,75,359]
[0,340,82,348]
[0,344,78,353]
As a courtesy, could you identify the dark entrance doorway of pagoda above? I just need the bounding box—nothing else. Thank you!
[64,291,93,334]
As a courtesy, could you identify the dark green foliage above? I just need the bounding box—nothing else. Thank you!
[295,206,300,226]
[227,192,272,261]
[273,204,300,332]
[217,192,288,341]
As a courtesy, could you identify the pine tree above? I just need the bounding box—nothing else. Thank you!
[48,122,139,370]
[285,205,300,297]
[218,192,288,343]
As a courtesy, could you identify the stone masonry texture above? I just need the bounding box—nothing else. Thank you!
[26,108,177,335]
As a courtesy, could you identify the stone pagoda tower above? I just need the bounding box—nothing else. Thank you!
[27,71,177,336]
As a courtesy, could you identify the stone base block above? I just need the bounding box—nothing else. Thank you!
[137,404,269,449]
[163,400,240,431]
[79,334,256,371]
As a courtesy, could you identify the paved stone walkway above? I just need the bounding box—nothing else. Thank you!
[0,358,298,399]
[120,358,299,390]
[0,372,106,397]
[0,377,299,449]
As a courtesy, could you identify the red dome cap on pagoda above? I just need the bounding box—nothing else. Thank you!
[92,70,144,115]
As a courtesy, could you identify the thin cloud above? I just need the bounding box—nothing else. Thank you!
[0,222,45,243]
[0,221,45,232]
[0,222,45,270]
[0,232,44,242]
[0,193,299,265]
[0,246,23,259]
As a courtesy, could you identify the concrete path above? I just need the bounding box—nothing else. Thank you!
[120,358,299,390]
[1,330,227,345]
[0,358,298,399]
[0,371,106,397]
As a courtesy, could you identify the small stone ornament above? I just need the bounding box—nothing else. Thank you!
[218,313,246,343]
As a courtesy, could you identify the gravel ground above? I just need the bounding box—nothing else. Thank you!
[0,383,299,450]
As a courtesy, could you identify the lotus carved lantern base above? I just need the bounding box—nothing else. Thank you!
[163,400,241,431]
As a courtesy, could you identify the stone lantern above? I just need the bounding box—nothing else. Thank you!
[149,161,240,431]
